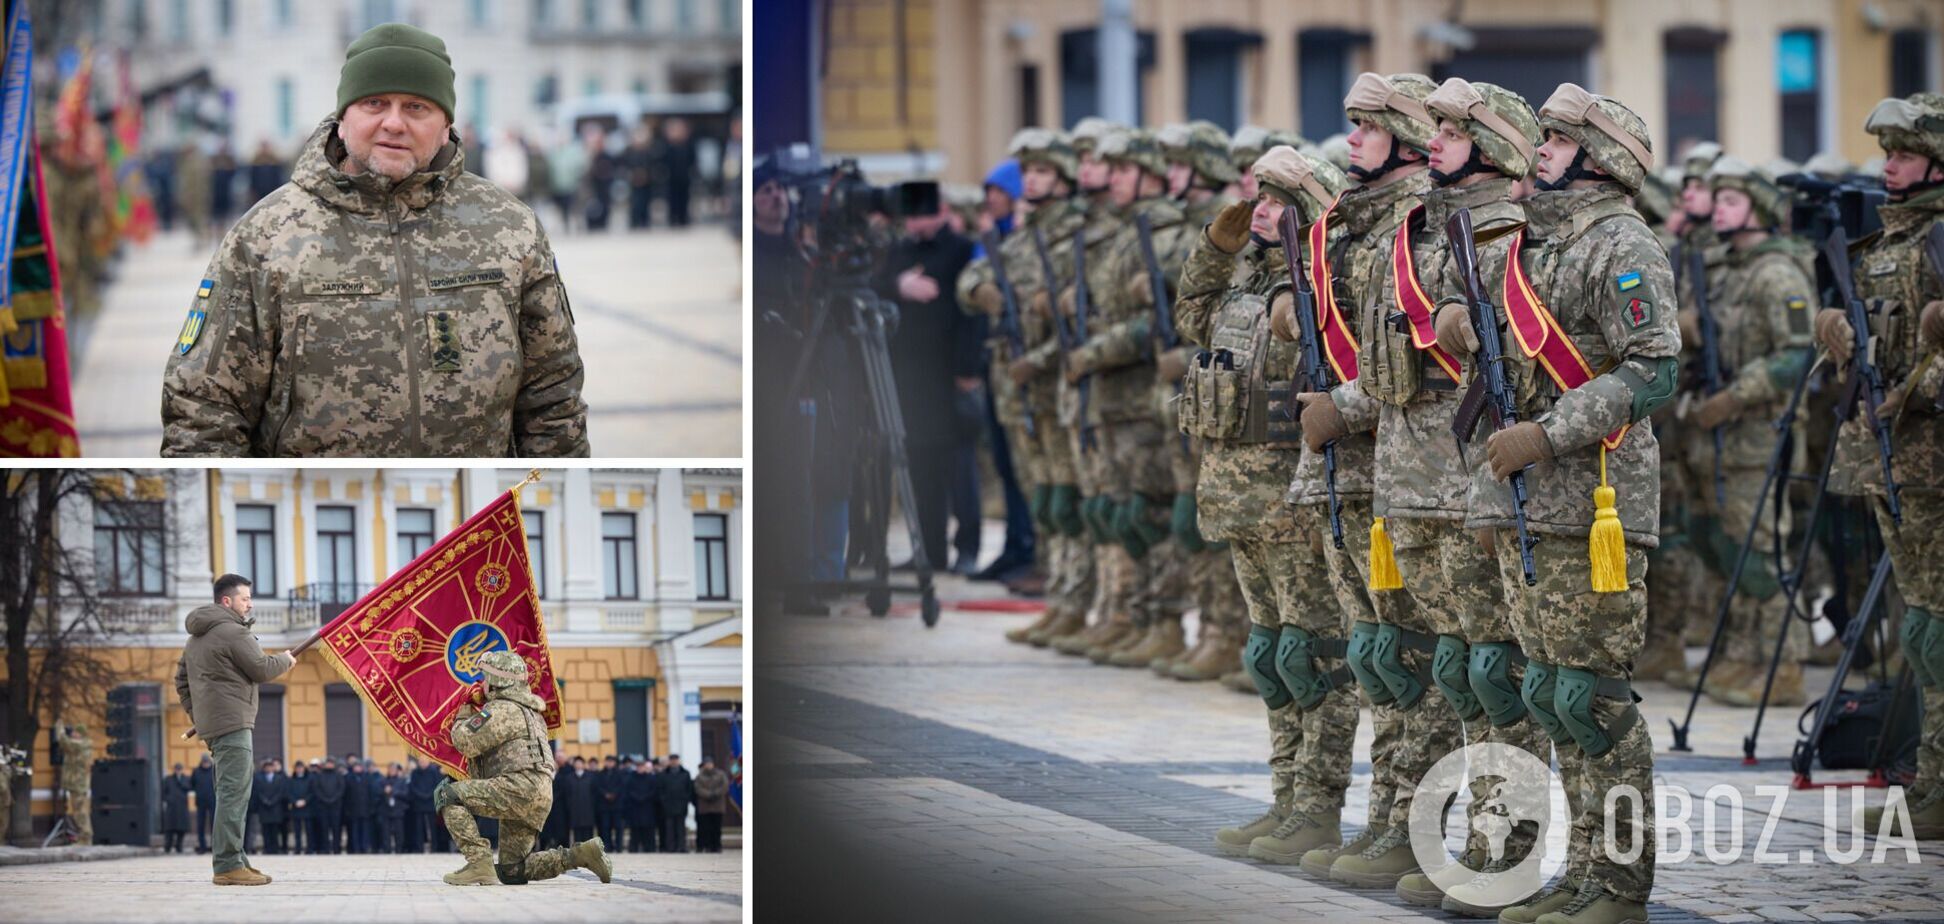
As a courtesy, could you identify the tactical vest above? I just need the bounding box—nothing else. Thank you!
[473,702,552,779]
[1178,288,1302,445]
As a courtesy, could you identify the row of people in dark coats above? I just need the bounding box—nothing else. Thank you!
[541,753,731,853]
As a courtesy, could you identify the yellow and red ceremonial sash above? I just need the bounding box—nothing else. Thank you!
[1306,197,1359,383]
[1392,206,1463,384]
[1500,229,1626,450]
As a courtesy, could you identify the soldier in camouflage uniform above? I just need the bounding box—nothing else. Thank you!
[960,129,1093,648]
[162,23,588,458]
[1176,146,1365,864]
[1063,129,1195,669]
[438,651,612,885]
[1292,72,1444,890]
[1444,84,1675,924]
[1150,121,1250,682]
[1050,119,1141,659]
[1823,93,1944,841]
[1676,157,1816,707]
[58,724,92,845]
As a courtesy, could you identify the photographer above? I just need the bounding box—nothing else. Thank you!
[873,195,981,575]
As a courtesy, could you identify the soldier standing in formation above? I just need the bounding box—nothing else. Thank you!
[58,725,93,846]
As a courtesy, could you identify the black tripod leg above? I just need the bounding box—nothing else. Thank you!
[1792,551,1896,781]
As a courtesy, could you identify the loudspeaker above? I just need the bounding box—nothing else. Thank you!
[90,757,151,846]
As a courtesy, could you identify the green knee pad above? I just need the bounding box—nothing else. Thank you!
[1275,626,1326,710]
[1345,621,1393,705]
[1029,484,1053,531]
[1244,624,1293,709]
[1468,641,1528,727]
[1115,496,1150,559]
[1084,496,1114,544]
[1521,661,1571,745]
[1432,634,1482,721]
[1051,485,1083,537]
[433,778,458,814]
[1371,623,1428,710]
[494,858,530,885]
[1170,492,1207,553]
[1552,666,1642,759]
[1909,608,1943,689]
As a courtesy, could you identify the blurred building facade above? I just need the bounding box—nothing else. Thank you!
[758,0,1943,183]
[1,466,742,833]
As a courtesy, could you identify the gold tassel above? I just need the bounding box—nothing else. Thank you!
[1589,447,1628,593]
[1368,517,1403,590]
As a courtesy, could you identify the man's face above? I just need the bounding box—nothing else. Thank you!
[1711,187,1753,233]
[753,180,789,226]
[1079,153,1111,192]
[222,584,253,617]
[1250,192,1286,242]
[1166,161,1193,197]
[337,93,450,181]
[1020,162,1061,201]
[983,185,1013,218]
[1107,162,1142,206]
[1428,120,1475,180]
[1883,148,1940,195]
[1534,131,1581,186]
[1680,177,1714,218]
[1347,119,1396,175]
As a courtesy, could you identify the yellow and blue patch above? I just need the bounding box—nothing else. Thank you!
[1787,295,1808,311]
[196,278,214,299]
[178,279,214,354]
[1616,271,1642,293]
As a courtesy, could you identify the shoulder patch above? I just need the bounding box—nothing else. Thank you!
[197,278,214,299]
[177,308,207,355]
[1786,295,1807,311]
[1616,271,1642,293]
[466,709,491,732]
[1625,297,1654,330]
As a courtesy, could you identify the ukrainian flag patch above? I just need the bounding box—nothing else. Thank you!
[1787,295,1807,311]
[196,278,214,299]
[1616,271,1642,292]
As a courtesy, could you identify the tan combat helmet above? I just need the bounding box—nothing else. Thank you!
[1229,124,1306,173]
[1803,151,1853,180]
[1537,83,1654,192]
[1159,119,1239,185]
[1316,133,1352,172]
[1069,116,1124,157]
[1763,157,1802,181]
[1008,127,1078,184]
[1681,140,1723,184]
[1865,92,1944,163]
[1096,126,1168,178]
[477,650,530,691]
[1254,145,1351,225]
[1706,154,1787,229]
[1633,167,1678,224]
[1423,77,1541,178]
[1344,72,1438,156]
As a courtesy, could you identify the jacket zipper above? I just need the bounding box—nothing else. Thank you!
[389,197,424,455]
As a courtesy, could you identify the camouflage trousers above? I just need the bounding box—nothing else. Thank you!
[1191,545,1245,642]
[65,790,91,844]
[1071,427,1136,629]
[1045,531,1096,623]
[1495,530,1656,904]
[1002,419,1043,494]
[1360,515,1460,834]
[443,771,583,883]
[1315,496,1398,829]
[1231,513,1357,817]
[1102,419,1188,630]
[1645,537,1707,650]
[1691,469,1806,667]
[1873,493,1944,798]
[1390,516,1548,858]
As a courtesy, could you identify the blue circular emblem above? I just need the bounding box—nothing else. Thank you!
[445,621,512,683]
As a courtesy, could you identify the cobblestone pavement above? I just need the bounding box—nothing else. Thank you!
[758,553,1944,924]
[0,849,741,923]
[67,224,740,457]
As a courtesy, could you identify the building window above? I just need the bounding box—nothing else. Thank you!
[273,0,293,29]
[533,0,554,29]
[602,512,639,600]
[277,78,295,142]
[317,505,358,604]
[169,0,189,42]
[583,75,602,98]
[718,0,736,34]
[613,680,651,758]
[523,510,546,598]
[676,0,694,34]
[694,513,729,600]
[627,0,646,29]
[95,500,166,596]
[253,685,286,765]
[1663,29,1723,161]
[1018,64,1041,130]
[130,0,149,41]
[582,0,599,29]
[1891,29,1932,99]
[470,0,491,28]
[535,73,559,108]
[216,0,233,36]
[1297,29,1368,141]
[1184,28,1258,132]
[237,504,279,597]
[1778,29,1823,163]
[361,0,397,32]
[396,508,436,563]
[324,683,364,759]
[1059,28,1155,127]
[470,74,490,133]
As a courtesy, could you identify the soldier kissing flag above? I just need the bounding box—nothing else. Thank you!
[315,474,561,778]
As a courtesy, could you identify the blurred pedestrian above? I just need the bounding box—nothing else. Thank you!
[624,122,659,229]
[177,140,212,247]
[342,756,369,853]
[661,116,697,227]
[162,763,192,853]
[583,125,617,231]
[485,128,530,198]
[625,758,656,852]
[190,754,215,853]
[549,132,586,234]
[310,757,343,853]
[566,755,597,843]
[285,760,311,854]
[596,754,625,848]
[656,754,693,852]
[209,142,238,234]
[692,757,728,853]
[246,139,285,206]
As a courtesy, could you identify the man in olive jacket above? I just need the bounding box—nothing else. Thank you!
[174,574,296,885]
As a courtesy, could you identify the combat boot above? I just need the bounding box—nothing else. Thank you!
[1496,879,1582,923]
[1301,825,1381,879]
[1112,620,1183,668]
[1715,661,1803,708]
[1005,607,1062,644]
[1632,637,1684,683]
[1027,609,1086,647]
[1054,619,1119,656]
[1395,847,1486,907]
[572,836,613,883]
[1153,629,1206,676]
[1700,660,1753,704]
[1172,632,1242,681]
[1221,668,1256,694]
[1247,808,1340,865]
[1215,806,1287,856]
[1087,622,1143,663]
[1329,825,1419,888]
[212,867,271,886]
[442,856,499,886]
[1533,882,1647,924]
[1863,788,1944,839]
[1438,854,1543,918]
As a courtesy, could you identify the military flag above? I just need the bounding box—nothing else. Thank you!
[314,475,561,778]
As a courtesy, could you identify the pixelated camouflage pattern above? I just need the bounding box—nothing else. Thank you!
[1463,184,1678,546]
[1070,196,1192,430]
[957,199,1087,433]
[1190,545,1247,641]
[442,672,585,880]
[162,118,588,458]
[1872,497,1944,797]
[59,727,92,844]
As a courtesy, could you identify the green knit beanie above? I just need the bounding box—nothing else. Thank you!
[336,23,456,122]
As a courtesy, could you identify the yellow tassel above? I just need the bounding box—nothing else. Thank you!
[1589,447,1628,593]
[1368,517,1403,591]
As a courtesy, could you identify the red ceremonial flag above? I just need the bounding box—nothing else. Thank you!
[315,480,561,778]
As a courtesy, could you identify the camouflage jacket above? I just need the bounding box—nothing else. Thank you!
[1351,176,1515,522]
[1164,192,1236,491]
[1834,185,1944,496]
[1464,183,1679,545]
[1070,195,1192,424]
[1683,236,1814,470]
[162,118,589,458]
[1174,229,1304,542]
[956,200,1086,430]
[58,732,91,792]
[450,686,554,780]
